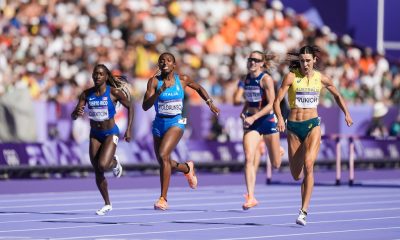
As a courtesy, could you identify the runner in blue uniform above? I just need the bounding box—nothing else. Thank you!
[234,50,283,210]
[71,64,133,215]
[143,52,220,210]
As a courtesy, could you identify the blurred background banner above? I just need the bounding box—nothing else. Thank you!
[1,137,399,168]
[0,103,399,168]
[0,89,37,142]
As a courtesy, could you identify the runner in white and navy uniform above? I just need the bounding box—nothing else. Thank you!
[71,64,133,215]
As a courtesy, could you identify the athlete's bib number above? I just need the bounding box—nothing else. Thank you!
[244,86,262,102]
[88,108,109,121]
[295,92,319,108]
[158,100,183,115]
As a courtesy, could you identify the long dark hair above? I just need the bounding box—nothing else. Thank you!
[94,64,131,101]
[287,45,321,70]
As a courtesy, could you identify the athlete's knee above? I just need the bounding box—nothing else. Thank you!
[158,151,171,164]
[244,158,255,169]
[304,161,314,175]
[97,161,109,172]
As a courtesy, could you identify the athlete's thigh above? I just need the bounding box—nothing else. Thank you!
[243,130,262,160]
[98,135,118,166]
[153,135,163,164]
[287,131,301,160]
[158,127,184,157]
[287,131,305,178]
[303,126,321,164]
[89,137,102,167]
[263,133,281,164]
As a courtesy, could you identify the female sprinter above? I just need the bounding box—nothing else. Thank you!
[273,46,353,225]
[71,64,133,215]
[142,52,220,210]
[234,50,283,210]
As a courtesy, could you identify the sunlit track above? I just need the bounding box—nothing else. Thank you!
[1,199,399,225]
[0,174,399,239]
[1,191,399,210]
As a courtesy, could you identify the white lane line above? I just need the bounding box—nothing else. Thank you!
[2,185,389,203]
[49,222,400,240]
[212,226,400,240]
[1,207,400,234]
[1,184,396,202]
[1,192,399,210]
[1,199,400,224]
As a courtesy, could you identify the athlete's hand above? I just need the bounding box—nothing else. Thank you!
[276,117,286,132]
[124,131,131,142]
[209,103,220,116]
[72,106,85,119]
[345,114,353,127]
[243,116,255,128]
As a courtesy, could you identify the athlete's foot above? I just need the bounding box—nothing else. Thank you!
[96,205,112,215]
[242,194,258,210]
[112,155,123,178]
[184,161,198,189]
[296,209,307,226]
[154,197,168,210]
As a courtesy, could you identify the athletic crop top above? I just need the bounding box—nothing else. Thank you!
[86,85,116,121]
[154,73,184,117]
[238,72,267,108]
[288,69,322,109]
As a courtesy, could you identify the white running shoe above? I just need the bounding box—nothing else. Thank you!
[296,209,307,226]
[96,205,112,215]
[112,155,123,178]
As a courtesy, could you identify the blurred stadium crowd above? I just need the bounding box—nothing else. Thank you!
[0,0,399,107]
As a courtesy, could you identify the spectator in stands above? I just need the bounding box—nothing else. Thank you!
[71,64,133,215]
[273,45,353,226]
[142,52,219,210]
[1,0,399,109]
[233,50,283,210]
[366,102,389,138]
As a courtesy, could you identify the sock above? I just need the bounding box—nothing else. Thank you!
[184,162,190,174]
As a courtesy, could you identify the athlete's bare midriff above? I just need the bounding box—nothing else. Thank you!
[90,118,116,130]
[246,106,262,115]
[288,108,318,122]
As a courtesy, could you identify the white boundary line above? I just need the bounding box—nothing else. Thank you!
[0,199,399,225]
[1,207,400,234]
[1,192,399,210]
[53,223,400,240]
[212,226,400,240]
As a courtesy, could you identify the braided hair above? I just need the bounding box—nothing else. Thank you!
[94,64,131,102]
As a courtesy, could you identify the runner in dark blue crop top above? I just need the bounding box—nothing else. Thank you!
[142,52,220,210]
[71,64,133,215]
[233,50,283,210]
